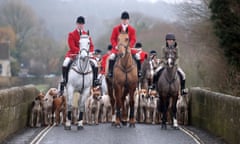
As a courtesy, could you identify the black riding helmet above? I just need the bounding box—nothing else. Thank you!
[165,33,176,40]
[76,16,85,24]
[94,49,102,55]
[135,42,142,48]
[121,11,130,19]
[107,44,112,50]
[150,50,157,55]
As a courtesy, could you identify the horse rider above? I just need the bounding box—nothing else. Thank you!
[153,33,187,95]
[149,50,162,71]
[100,44,112,75]
[60,16,99,94]
[134,42,148,76]
[135,42,148,64]
[107,11,142,78]
[93,49,102,62]
[92,48,102,77]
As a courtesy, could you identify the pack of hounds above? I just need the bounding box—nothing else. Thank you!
[29,86,189,128]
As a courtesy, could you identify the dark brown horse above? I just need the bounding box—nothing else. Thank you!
[157,48,180,129]
[107,31,138,128]
[140,57,161,90]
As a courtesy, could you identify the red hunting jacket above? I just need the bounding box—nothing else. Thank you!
[100,51,112,74]
[65,29,94,59]
[138,50,148,64]
[110,24,137,54]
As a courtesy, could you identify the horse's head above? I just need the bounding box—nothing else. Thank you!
[117,31,130,57]
[165,48,177,68]
[79,32,90,59]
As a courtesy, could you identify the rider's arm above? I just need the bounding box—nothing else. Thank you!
[161,47,167,64]
[89,36,94,53]
[110,26,118,49]
[68,33,79,53]
[175,46,179,65]
[128,26,136,48]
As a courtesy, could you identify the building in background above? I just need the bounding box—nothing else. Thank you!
[0,43,11,77]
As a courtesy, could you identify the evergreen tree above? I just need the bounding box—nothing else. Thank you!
[209,0,240,66]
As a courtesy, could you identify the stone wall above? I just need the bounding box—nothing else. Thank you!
[189,87,240,144]
[0,85,39,143]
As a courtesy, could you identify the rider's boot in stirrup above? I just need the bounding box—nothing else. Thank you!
[93,67,100,86]
[108,59,115,78]
[62,66,68,85]
[136,59,142,77]
[181,79,187,95]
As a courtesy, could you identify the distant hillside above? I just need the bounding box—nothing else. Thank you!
[25,0,178,40]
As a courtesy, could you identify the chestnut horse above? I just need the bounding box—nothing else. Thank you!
[107,31,138,128]
[157,48,180,129]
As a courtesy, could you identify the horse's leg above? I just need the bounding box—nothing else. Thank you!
[95,103,100,125]
[172,96,178,129]
[160,96,167,129]
[106,78,115,125]
[65,85,74,130]
[121,90,128,125]
[102,76,108,95]
[129,88,136,128]
[114,85,122,128]
[77,87,91,130]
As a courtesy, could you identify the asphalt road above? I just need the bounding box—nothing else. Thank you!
[35,123,197,144]
[3,123,227,144]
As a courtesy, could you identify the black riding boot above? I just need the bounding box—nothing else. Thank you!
[93,67,99,87]
[59,82,65,95]
[177,71,187,95]
[181,79,187,95]
[150,68,164,89]
[150,74,157,89]
[67,111,72,121]
[62,66,68,85]
[108,59,115,78]
[136,60,142,77]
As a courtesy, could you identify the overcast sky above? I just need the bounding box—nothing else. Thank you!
[137,0,188,3]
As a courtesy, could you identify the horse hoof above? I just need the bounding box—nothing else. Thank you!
[77,125,83,130]
[121,121,127,126]
[173,126,179,130]
[115,123,121,128]
[64,126,71,130]
[111,122,115,127]
[161,124,167,130]
[129,123,135,128]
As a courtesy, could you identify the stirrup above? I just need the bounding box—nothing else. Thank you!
[181,88,188,95]
[138,72,142,77]
[149,85,155,90]
[108,72,113,78]
[94,79,100,86]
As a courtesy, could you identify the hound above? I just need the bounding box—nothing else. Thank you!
[42,88,58,126]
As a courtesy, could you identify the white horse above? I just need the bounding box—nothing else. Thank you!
[98,74,108,95]
[65,32,93,130]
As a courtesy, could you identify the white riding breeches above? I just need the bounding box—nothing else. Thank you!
[62,57,72,67]
[109,53,139,60]
[135,52,141,60]
[109,53,116,60]
[155,66,186,80]
[155,65,163,74]
[89,58,98,67]
[63,57,98,67]
[178,67,186,80]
